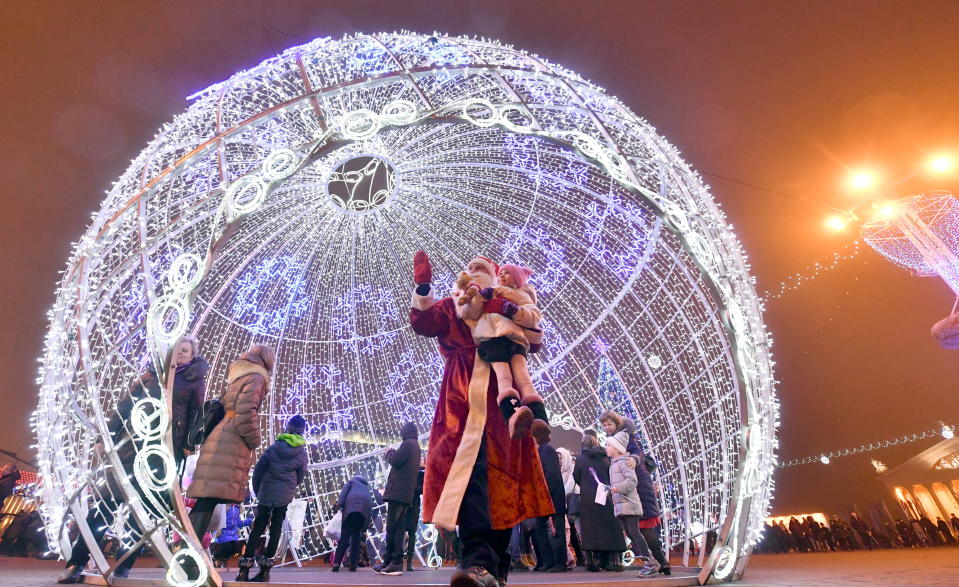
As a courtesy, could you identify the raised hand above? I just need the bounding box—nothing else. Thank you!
[413,250,432,285]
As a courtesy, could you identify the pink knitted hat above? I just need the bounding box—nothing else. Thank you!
[499,264,533,288]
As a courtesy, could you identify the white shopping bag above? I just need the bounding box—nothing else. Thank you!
[323,511,343,541]
[287,498,307,548]
[589,467,609,505]
[595,483,609,505]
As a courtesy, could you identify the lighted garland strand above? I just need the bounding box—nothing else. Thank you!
[762,240,862,301]
[778,423,953,468]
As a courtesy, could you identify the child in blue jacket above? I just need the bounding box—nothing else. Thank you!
[237,415,308,582]
[212,504,252,567]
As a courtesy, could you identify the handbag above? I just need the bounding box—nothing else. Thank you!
[644,454,658,473]
[198,399,225,444]
[324,510,343,541]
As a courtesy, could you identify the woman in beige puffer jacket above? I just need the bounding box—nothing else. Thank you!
[187,344,274,537]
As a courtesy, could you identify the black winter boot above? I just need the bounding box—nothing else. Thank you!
[251,555,275,582]
[498,388,520,422]
[585,552,600,572]
[236,556,254,582]
[498,388,533,439]
[522,394,551,443]
[57,565,84,584]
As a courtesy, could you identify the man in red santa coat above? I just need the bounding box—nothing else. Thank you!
[409,251,554,587]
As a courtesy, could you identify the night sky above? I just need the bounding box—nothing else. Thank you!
[3,1,958,515]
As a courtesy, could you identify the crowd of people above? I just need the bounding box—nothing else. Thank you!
[40,254,678,587]
[756,511,959,554]
[55,339,312,584]
[321,409,672,580]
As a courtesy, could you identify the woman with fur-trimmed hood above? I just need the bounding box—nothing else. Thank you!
[187,344,275,538]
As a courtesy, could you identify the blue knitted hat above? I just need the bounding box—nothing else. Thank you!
[286,415,307,434]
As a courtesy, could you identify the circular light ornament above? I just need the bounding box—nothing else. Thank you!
[133,446,176,492]
[262,148,301,181]
[462,99,500,127]
[166,547,209,587]
[147,294,190,344]
[129,398,169,442]
[380,100,418,126]
[167,253,204,293]
[327,154,397,214]
[33,32,776,582]
[339,108,380,140]
[225,175,268,217]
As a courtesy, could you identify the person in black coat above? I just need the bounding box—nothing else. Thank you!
[572,431,625,572]
[404,464,425,571]
[333,475,374,572]
[237,415,308,582]
[375,422,421,575]
[168,337,208,466]
[935,517,955,544]
[532,431,567,573]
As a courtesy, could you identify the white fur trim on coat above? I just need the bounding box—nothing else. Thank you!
[411,288,435,311]
[430,350,490,530]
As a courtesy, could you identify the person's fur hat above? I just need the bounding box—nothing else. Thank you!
[240,344,276,374]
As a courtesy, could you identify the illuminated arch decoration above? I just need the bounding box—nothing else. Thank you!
[33,32,777,583]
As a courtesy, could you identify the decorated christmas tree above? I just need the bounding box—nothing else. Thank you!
[596,353,638,421]
[594,345,653,455]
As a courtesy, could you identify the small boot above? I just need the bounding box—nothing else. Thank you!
[498,388,532,439]
[585,552,600,572]
[235,556,254,582]
[251,555,274,582]
[57,565,84,584]
[522,394,551,442]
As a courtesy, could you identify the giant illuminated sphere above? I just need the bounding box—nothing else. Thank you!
[34,32,777,582]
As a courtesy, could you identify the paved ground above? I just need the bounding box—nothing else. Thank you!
[0,548,957,586]
[743,548,959,585]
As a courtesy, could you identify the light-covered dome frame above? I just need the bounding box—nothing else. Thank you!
[33,32,777,585]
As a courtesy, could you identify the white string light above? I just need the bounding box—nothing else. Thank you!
[762,240,862,301]
[778,423,954,468]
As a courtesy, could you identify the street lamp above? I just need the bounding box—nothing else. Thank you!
[942,423,955,440]
[926,154,955,175]
[846,169,880,192]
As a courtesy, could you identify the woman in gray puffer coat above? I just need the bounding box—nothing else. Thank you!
[187,344,274,541]
[237,414,308,582]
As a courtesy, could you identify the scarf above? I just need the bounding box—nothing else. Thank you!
[278,433,306,447]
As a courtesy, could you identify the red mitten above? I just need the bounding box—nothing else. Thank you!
[483,298,518,317]
[413,250,432,285]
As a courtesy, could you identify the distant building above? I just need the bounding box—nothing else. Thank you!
[877,438,959,520]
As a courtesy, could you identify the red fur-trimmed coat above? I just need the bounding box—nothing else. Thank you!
[410,290,554,530]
